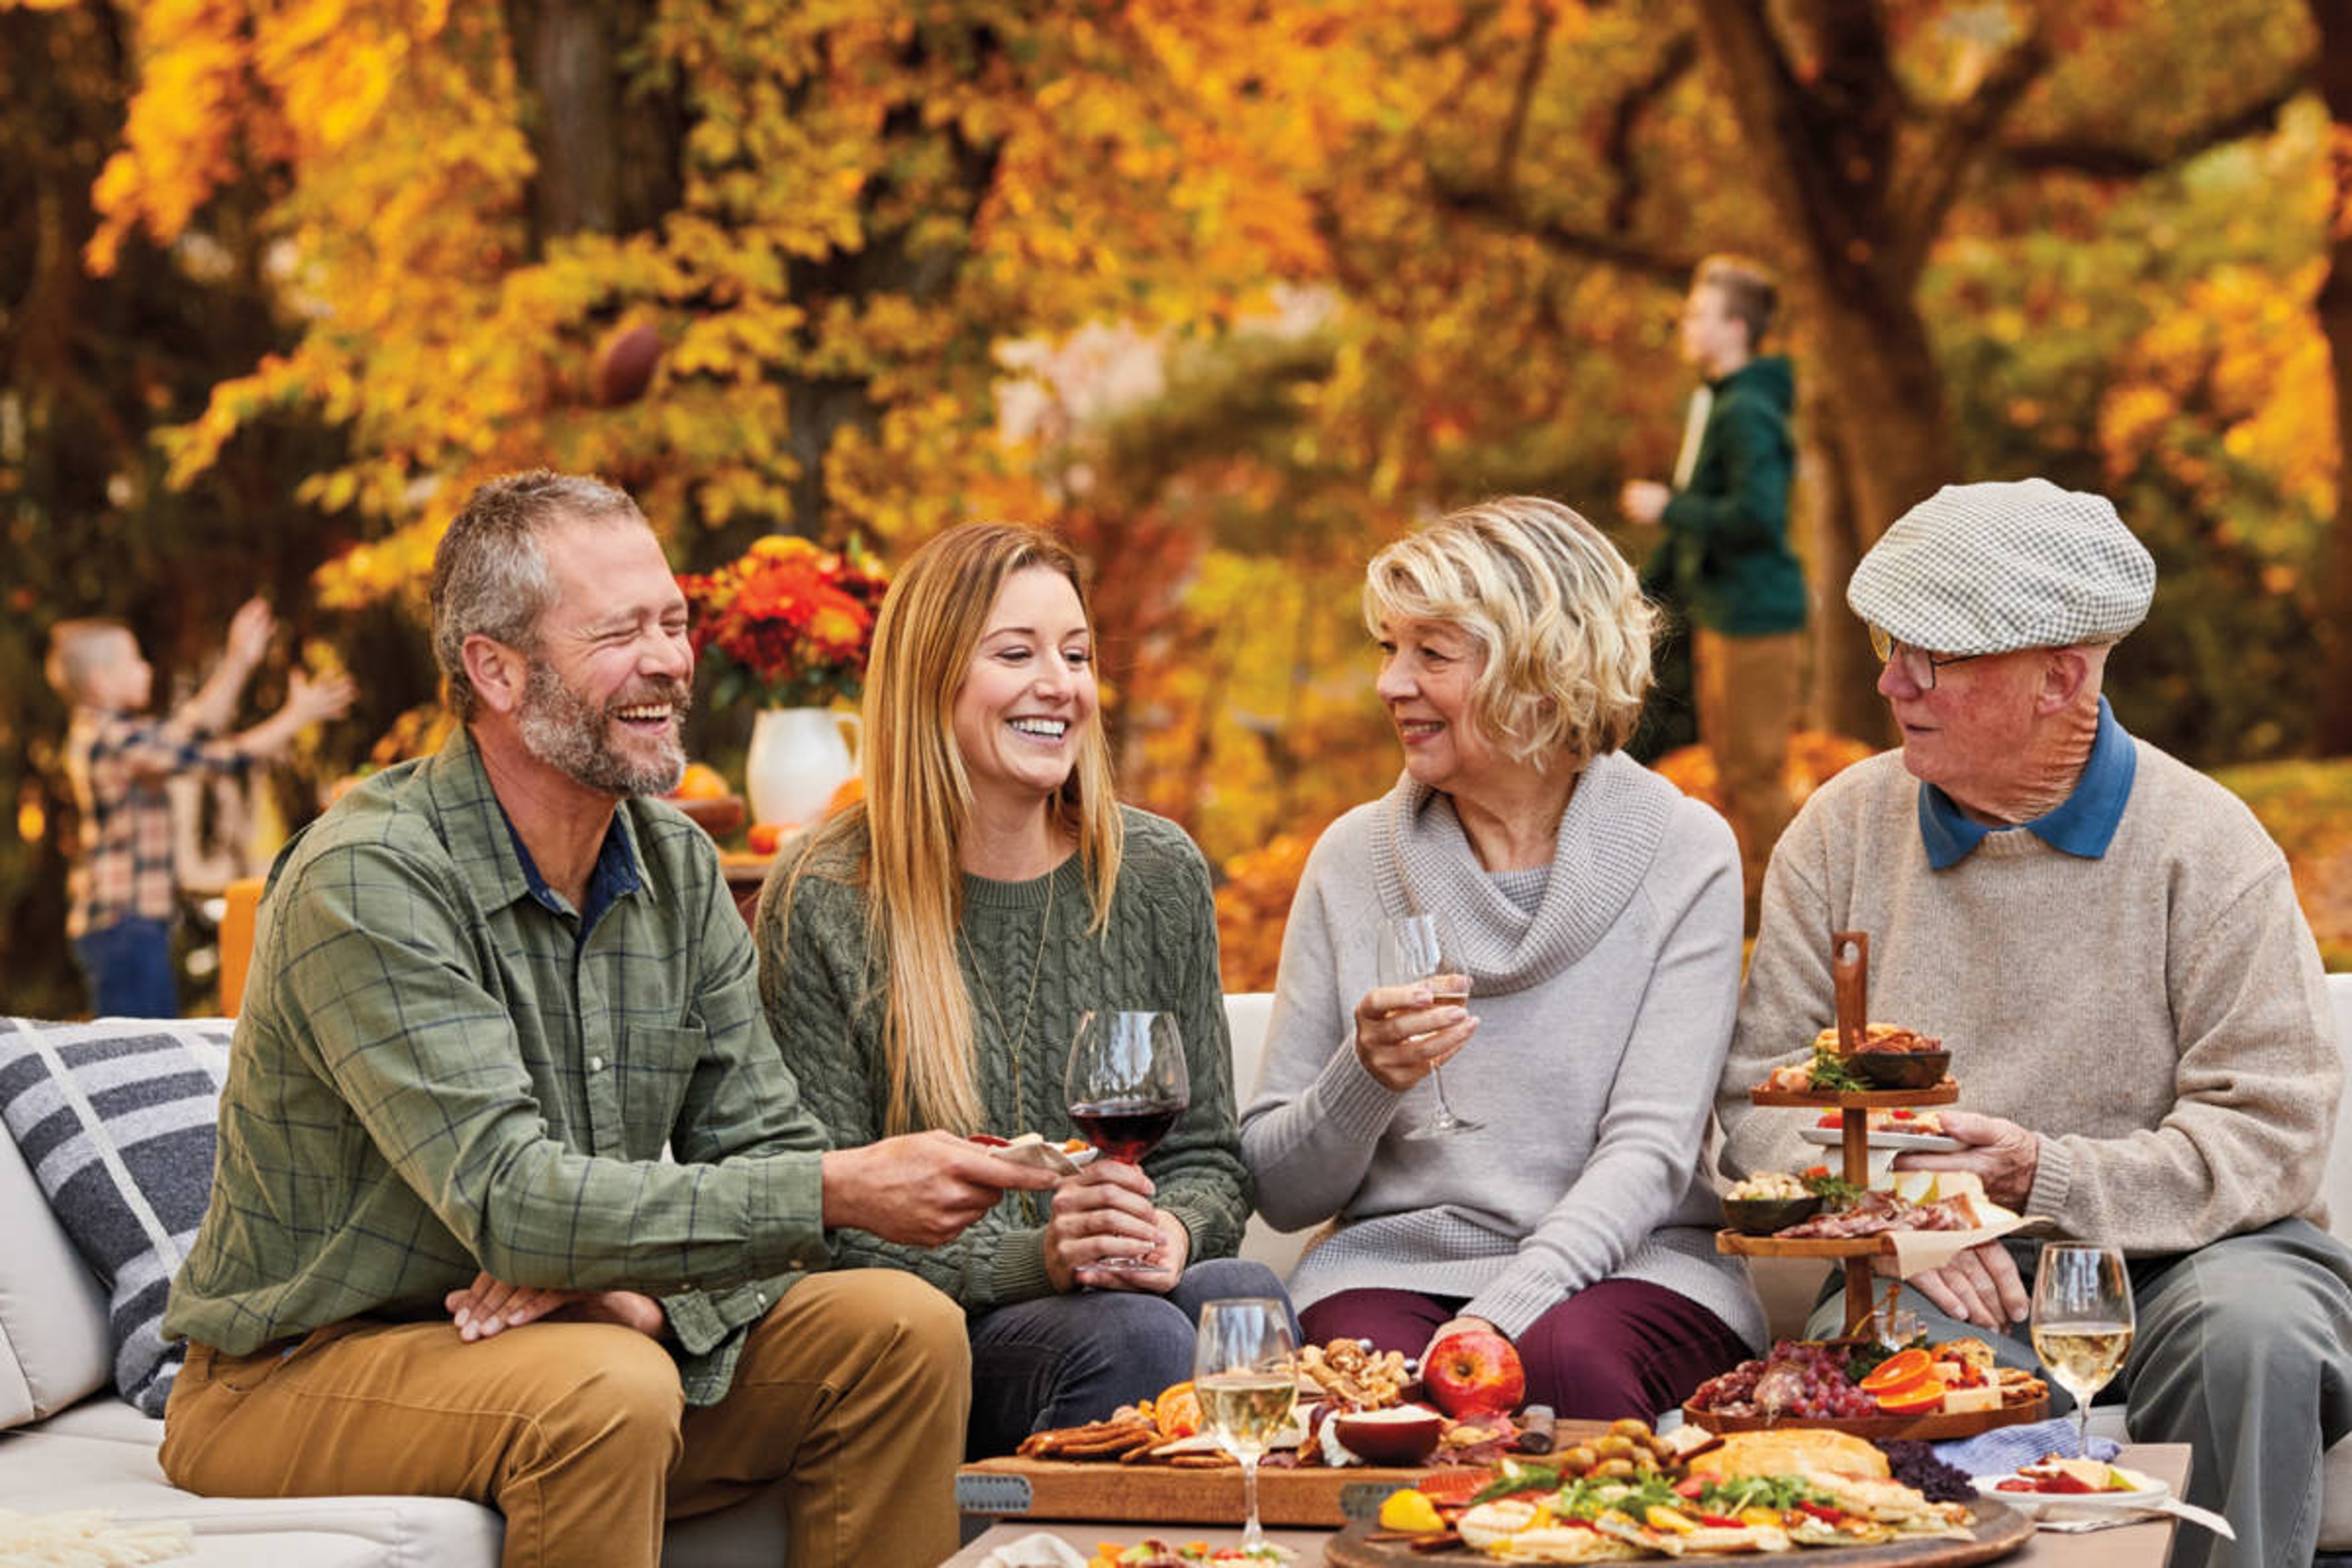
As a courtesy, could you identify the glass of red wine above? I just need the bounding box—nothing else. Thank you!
[1063,1009,1189,1271]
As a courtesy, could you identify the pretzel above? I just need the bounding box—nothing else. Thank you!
[1016,1417,1158,1460]
[1995,1366,2049,1406]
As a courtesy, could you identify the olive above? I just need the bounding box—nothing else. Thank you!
[1559,1444,1598,1474]
[1610,1417,1652,1439]
[1592,1434,1634,1460]
[1593,1457,1637,1479]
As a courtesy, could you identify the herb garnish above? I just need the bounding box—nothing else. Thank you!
[1806,1046,1869,1093]
[1468,1461,1561,1506]
[1801,1169,1864,1208]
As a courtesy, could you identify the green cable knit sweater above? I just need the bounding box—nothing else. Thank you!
[753,805,1252,1312]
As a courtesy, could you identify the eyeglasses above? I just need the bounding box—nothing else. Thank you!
[1867,624,1980,691]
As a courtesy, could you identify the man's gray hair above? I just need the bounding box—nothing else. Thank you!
[431,470,646,722]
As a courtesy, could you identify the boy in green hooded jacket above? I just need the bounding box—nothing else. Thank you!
[1623,254,1807,924]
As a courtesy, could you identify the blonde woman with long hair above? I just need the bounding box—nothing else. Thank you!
[1239,496,1765,1420]
[755,522,1281,1457]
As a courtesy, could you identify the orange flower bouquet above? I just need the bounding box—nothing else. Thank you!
[677,535,891,709]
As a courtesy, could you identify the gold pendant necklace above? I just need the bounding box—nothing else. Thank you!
[964,867,1057,1224]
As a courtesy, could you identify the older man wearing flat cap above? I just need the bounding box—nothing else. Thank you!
[1720,478,2352,1568]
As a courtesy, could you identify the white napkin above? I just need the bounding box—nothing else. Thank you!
[975,1531,1091,1568]
[980,1137,1100,1176]
[1874,1172,2037,1276]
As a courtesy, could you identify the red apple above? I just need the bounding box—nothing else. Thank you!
[1421,1327,1526,1419]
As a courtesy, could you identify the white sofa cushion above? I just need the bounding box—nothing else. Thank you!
[0,1399,503,1566]
[0,1019,233,1416]
[0,1071,111,1430]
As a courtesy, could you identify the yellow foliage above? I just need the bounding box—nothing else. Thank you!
[2101,260,2337,522]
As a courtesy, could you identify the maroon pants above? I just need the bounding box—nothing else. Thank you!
[1299,1279,1747,1420]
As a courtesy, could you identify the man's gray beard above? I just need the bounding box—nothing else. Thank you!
[518,659,690,797]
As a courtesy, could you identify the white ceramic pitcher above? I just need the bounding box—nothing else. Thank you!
[745,707,863,827]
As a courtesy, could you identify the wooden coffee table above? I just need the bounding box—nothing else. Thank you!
[943,1444,2191,1567]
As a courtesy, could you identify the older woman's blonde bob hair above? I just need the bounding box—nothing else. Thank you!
[1364,496,1656,766]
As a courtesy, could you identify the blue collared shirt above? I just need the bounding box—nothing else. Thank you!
[1918,696,2136,870]
[502,804,645,938]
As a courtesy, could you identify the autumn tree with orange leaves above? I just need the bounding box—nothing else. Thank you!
[10,0,2352,1013]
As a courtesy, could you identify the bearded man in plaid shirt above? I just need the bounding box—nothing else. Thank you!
[158,471,1055,1568]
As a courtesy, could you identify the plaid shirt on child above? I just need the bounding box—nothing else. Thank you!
[62,708,250,939]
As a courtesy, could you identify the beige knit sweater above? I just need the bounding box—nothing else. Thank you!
[1721,742,2339,1254]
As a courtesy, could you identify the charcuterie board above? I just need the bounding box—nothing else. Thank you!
[1323,1498,2035,1567]
[1677,1394,2049,1441]
[957,1444,1592,1528]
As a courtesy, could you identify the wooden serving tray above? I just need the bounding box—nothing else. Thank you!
[1749,1085,1959,1108]
[955,1455,1474,1527]
[1678,1393,2049,1442]
[1325,1495,2034,1566]
[1717,1229,1898,1258]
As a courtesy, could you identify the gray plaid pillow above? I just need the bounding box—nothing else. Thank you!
[0,1017,232,1417]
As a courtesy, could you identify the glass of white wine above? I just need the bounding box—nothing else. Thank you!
[2030,1241,2135,1453]
[1376,912,1482,1139]
[1192,1297,1298,1550]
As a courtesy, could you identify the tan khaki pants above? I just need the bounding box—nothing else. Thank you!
[160,1270,969,1568]
[1694,628,1802,927]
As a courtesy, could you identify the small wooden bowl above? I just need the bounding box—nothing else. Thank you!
[673,794,747,838]
[1721,1194,1823,1235]
[1849,1050,1951,1090]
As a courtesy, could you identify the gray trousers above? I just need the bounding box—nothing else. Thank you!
[1806,1218,2352,1568]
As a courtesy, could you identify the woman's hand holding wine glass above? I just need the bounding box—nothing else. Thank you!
[1040,1161,1186,1292]
[1062,1010,1189,1275]
[2030,1241,2135,1454]
[1369,913,1482,1139]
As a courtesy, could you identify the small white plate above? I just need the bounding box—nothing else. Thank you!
[1799,1126,1966,1154]
[1973,1472,2168,1517]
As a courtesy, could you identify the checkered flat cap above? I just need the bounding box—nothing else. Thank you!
[1847,478,2155,655]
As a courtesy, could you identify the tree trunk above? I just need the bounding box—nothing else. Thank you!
[1692,0,1961,732]
[2309,0,2352,753]
[508,0,619,245]
[1793,368,1894,744]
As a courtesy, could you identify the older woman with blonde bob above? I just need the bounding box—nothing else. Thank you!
[756,522,1278,1458]
[1239,496,1764,1418]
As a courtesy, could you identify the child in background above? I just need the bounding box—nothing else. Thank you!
[47,599,355,1017]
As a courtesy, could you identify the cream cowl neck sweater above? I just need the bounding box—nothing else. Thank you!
[1240,750,1768,1351]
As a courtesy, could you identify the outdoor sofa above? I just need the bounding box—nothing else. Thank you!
[4,986,2350,1563]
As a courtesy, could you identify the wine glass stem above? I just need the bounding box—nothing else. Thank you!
[1430,1064,1457,1118]
[1240,1454,1264,1549]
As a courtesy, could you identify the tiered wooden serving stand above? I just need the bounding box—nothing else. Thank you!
[1702,932,2046,1439]
[1719,930,1949,1335]
[1722,1074,1958,1336]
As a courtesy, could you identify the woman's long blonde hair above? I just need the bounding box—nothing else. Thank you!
[778,523,1124,1135]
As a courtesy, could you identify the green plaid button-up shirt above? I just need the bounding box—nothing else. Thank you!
[164,728,830,1404]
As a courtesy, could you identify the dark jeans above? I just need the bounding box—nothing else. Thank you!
[965,1256,1296,1458]
[75,916,177,1018]
[1300,1278,1748,1421]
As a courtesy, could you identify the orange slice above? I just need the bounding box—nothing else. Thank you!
[1873,1379,1948,1414]
[1859,1348,1934,1395]
[1154,1381,1201,1439]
